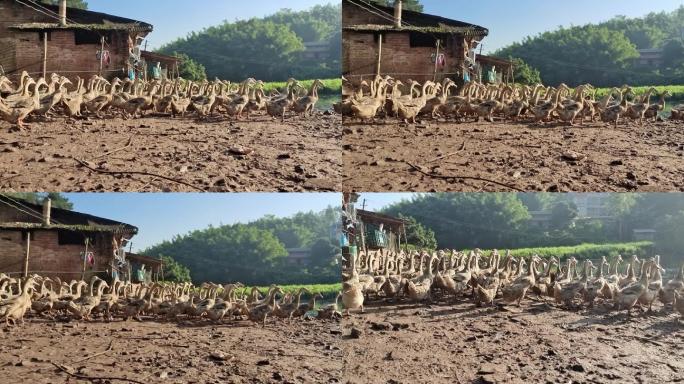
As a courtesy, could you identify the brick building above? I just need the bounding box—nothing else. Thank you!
[342,0,489,84]
[0,195,139,282]
[0,0,152,81]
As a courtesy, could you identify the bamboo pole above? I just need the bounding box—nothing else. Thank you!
[81,238,89,281]
[99,36,105,76]
[376,34,383,76]
[23,232,31,277]
[433,39,441,82]
[42,32,48,79]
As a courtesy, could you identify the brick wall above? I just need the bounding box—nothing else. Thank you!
[0,1,133,81]
[343,30,465,85]
[0,229,115,281]
[342,1,469,85]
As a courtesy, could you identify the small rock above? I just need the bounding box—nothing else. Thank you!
[569,363,585,372]
[370,322,392,331]
[277,153,291,160]
[227,146,254,156]
[561,151,586,161]
[176,165,188,173]
[209,351,230,361]
[158,371,168,379]
[610,159,624,166]
[273,371,283,380]
[294,165,305,174]
[349,327,362,339]
[256,360,270,366]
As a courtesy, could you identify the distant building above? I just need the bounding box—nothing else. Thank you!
[0,0,152,81]
[0,195,160,282]
[571,193,613,219]
[302,41,332,61]
[286,247,312,266]
[343,0,493,84]
[634,48,663,68]
[632,229,656,242]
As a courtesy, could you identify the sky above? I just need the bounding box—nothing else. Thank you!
[355,193,417,212]
[85,0,338,50]
[418,0,683,53]
[63,193,340,252]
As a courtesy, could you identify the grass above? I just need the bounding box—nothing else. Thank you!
[595,84,684,116]
[262,78,341,95]
[475,241,654,262]
[253,283,341,302]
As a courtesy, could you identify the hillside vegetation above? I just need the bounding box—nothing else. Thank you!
[496,6,684,86]
[158,4,341,81]
[144,208,340,285]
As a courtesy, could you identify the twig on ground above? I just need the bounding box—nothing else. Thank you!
[71,340,114,363]
[91,136,134,160]
[428,141,467,163]
[74,158,205,192]
[404,161,525,192]
[52,362,146,384]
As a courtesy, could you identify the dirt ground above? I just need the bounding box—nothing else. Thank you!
[341,299,684,384]
[342,118,684,192]
[0,112,341,192]
[0,317,342,383]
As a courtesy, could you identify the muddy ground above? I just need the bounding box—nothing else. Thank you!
[341,298,684,384]
[0,112,341,192]
[342,118,684,192]
[0,317,342,383]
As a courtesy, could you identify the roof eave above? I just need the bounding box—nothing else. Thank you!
[10,23,153,33]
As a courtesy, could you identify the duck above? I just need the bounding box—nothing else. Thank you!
[615,260,652,317]
[0,77,41,129]
[659,263,684,306]
[0,277,37,326]
[501,257,538,306]
[66,277,109,320]
[638,256,664,312]
[294,79,324,116]
[644,90,670,122]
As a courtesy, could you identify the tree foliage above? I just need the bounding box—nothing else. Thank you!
[381,194,684,266]
[160,255,191,282]
[495,6,684,87]
[398,214,437,250]
[158,4,340,81]
[509,57,542,85]
[172,52,206,81]
[143,208,339,285]
[5,193,73,210]
[40,0,87,9]
[383,194,530,250]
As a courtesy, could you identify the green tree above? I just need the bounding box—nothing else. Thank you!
[383,193,530,249]
[368,0,424,13]
[4,193,73,210]
[661,38,684,69]
[308,238,340,271]
[549,202,578,231]
[398,214,437,249]
[160,255,191,282]
[172,53,206,81]
[655,211,684,266]
[509,57,542,85]
[40,0,88,9]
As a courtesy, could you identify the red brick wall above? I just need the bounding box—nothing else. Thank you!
[0,1,135,81]
[0,229,115,282]
[343,31,465,85]
[342,1,469,85]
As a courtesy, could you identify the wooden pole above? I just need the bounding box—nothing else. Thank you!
[42,32,48,79]
[81,237,89,281]
[433,39,441,82]
[23,232,30,277]
[99,36,105,76]
[376,34,383,76]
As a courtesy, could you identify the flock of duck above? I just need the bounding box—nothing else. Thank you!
[341,249,684,320]
[338,75,682,126]
[0,71,326,129]
[0,274,341,327]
